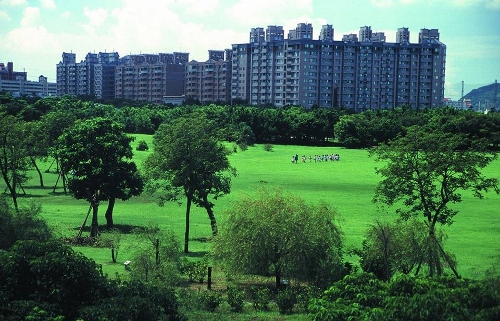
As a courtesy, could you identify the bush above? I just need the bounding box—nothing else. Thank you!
[263,143,274,151]
[136,139,149,151]
[79,280,186,321]
[176,288,204,312]
[226,286,245,312]
[180,257,208,283]
[200,290,223,312]
[251,286,271,311]
[276,288,296,314]
[295,285,321,313]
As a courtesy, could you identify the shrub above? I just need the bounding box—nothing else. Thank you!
[226,286,245,312]
[295,285,321,313]
[180,257,208,283]
[200,290,223,312]
[263,143,274,151]
[276,288,296,314]
[136,140,149,151]
[251,286,271,311]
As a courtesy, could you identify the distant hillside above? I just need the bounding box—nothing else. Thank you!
[464,82,500,108]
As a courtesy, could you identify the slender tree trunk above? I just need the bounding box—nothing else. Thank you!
[30,156,44,187]
[184,193,193,253]
[275,267,282,290]
[90,204,99,237]
[105,197,115,228]
[1,170,18,211]
[202,194,218,236]
[155,239,160,265]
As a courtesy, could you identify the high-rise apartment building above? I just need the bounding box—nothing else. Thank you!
[114,52,187,104]
[57,51,188,102]
[57,51,119,99]
[231,24,446,109]
[185,50,231,104]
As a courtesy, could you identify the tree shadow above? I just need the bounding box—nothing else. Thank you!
[70,224,144,234]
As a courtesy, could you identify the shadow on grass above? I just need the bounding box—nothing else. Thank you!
[70,224,145,234]
[184,251,209,258]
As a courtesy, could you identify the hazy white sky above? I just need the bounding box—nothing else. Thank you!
[1,0,499,99]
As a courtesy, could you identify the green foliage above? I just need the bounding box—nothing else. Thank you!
[0,239,110,320]
[144,112,236,251]
[226,286,245,312]
[0,113,31,210]
[276,288,297,314]
[57,117,144,231]
[136,139,149,151]
[200,290,224,312]
[372,123,499,276]
[0,197,52,250]
[250,286,272,311]
[309,273,500,321]
[98,228,122,263]
[263,143,274,151]
[356,219,429,280]
[78,280,186,321]
[180,256,208,283]
[213,188,346,289]
[129,225,182,285]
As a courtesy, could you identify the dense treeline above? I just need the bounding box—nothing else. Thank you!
[2,92,499,149]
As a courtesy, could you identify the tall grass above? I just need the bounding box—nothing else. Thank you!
[3,135,499,279]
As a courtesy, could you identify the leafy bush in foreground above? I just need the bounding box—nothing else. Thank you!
[309,273,500,321]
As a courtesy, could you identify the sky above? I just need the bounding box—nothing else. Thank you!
[1,0,499,100]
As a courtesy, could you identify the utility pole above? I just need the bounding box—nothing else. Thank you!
[494,79,498,111]
[461,80,465,109]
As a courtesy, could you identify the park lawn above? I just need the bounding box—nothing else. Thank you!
[3,136,500,280]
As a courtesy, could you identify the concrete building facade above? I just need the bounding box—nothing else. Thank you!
[114,53,187,104]
[0,74,57,98]
[185,50,231,104]
[57,52,120,99]
[231,24,446,109]
[0,62,27,81]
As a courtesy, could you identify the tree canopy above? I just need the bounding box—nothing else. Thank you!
[57,117,143,236]
[213,188,347,289]
[0,113,30,210]
[144,112,236,252]
[371,124,499,276]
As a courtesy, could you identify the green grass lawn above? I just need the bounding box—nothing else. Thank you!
[3,135,500,280]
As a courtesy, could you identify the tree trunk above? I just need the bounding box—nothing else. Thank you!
[202,194,218,236]
[105,197,115,228]
[30,156,44,187]
[427,224,443,277]
[90,203,99,237]
[155,239,160,265]
[275,267,282,290]
[184,193,193,253]
[1,170,18,211]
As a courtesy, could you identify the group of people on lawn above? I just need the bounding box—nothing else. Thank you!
[291,153,340,163]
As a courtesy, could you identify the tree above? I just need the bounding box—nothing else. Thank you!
[371,124,499,277]
[57,118,143,236]
[144,112,236,253]
[213,188,346,289]
[0,196,52,250]
[356,219,431,280]
[0,113,30,210]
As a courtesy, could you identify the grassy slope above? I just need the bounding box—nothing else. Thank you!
[3,134,500,279]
